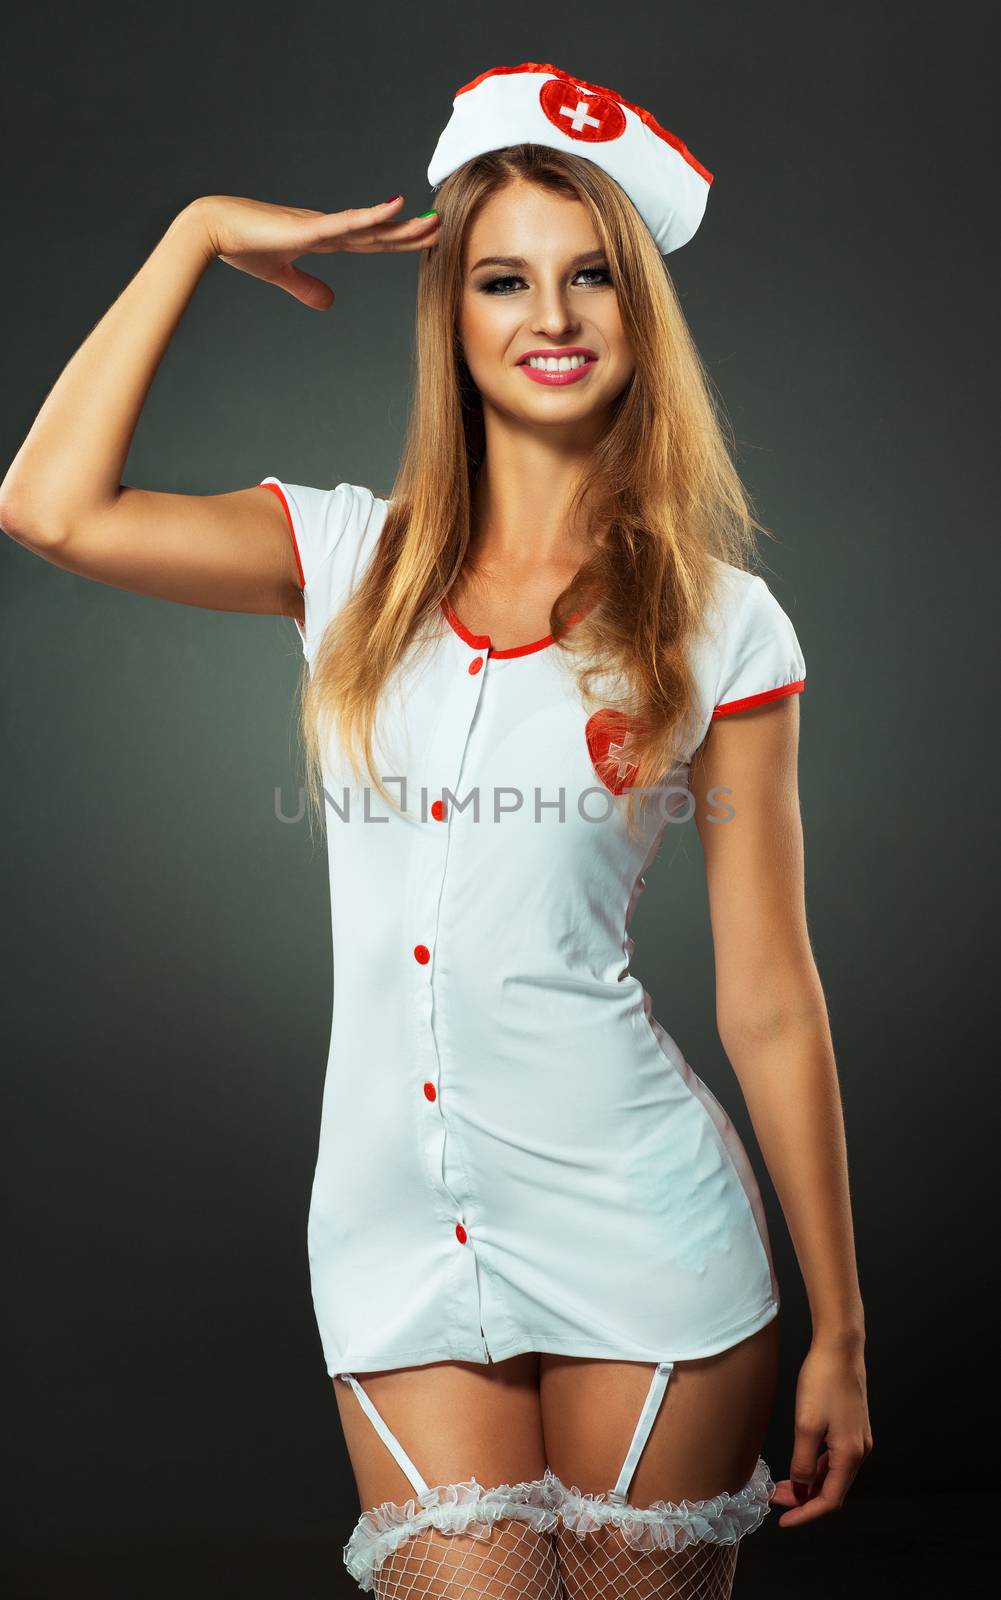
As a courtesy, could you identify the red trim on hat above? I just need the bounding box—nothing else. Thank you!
[711,681,805,718]
[454,62,713,185]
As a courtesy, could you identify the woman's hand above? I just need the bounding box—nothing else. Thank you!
[192,192,440,309]
[770,1335,874,1527]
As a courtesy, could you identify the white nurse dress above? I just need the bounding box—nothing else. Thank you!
[258,474,807,1585]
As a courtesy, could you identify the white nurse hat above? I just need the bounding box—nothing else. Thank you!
[426,61,713,256]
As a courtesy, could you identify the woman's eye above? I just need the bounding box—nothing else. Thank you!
[480,267,612,294]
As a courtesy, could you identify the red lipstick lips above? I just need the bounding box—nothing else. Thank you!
[517,348,599,387]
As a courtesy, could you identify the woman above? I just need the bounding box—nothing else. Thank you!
[2,61,871,1600]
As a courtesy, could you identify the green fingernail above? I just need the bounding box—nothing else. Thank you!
[418,209,438,218]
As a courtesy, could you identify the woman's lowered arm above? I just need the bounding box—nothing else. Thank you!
[691,696,873,1527]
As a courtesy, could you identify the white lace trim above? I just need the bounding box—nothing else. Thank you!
[343,1476,557,1592]
[541,1456,776,1552]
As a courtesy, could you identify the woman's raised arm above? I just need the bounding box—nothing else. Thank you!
[0,193,439,620]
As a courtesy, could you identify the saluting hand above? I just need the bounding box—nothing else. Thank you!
[195,192,440,309]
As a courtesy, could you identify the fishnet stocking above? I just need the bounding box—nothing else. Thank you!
[370,1518,563,1599]
[342,1462,773,1597]
[342,1477,564,1597]
[554,1522,738,1600]
[543,1459,774,1600]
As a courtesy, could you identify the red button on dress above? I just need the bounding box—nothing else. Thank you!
[413,944,430,964]
[423,1081,437,1101]
[468,656,484,675]
[431,799,447,821]
[455,1223,468,1244]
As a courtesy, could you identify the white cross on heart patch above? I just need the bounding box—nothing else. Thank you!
[585,708,639,795]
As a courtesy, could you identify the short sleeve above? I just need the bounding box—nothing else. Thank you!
[258,477,389,660]
[710,571,807,720]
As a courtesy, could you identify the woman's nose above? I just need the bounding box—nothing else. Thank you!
[532,302,578,336]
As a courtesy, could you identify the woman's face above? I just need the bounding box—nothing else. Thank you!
[458,181,636,432]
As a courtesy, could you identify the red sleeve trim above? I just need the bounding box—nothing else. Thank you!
[711,680,805,719]
[258,481,305,591]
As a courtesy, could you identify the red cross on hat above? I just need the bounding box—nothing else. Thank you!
[538,77,627,143]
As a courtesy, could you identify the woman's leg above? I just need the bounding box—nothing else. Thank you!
[332,1354,563,1598]
[539,1315,781,1600]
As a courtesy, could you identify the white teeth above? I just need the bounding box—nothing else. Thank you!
[525,354,591,372]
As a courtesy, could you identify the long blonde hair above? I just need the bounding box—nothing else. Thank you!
[296,143,772,844]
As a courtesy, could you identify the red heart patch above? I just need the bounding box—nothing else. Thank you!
[585,709,639,795]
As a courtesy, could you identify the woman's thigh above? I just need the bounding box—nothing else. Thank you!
[333,1354,548,1509]
[539,1314,781,1506]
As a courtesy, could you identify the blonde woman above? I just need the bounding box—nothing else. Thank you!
[2,62,872,1600]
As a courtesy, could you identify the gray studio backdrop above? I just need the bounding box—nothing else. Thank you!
[3,0,995,1580]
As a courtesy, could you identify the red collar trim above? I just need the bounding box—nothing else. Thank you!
[440,592,601,659]
[440,600,553,657]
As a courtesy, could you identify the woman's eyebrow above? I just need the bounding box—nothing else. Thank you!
[468,248,608,272]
